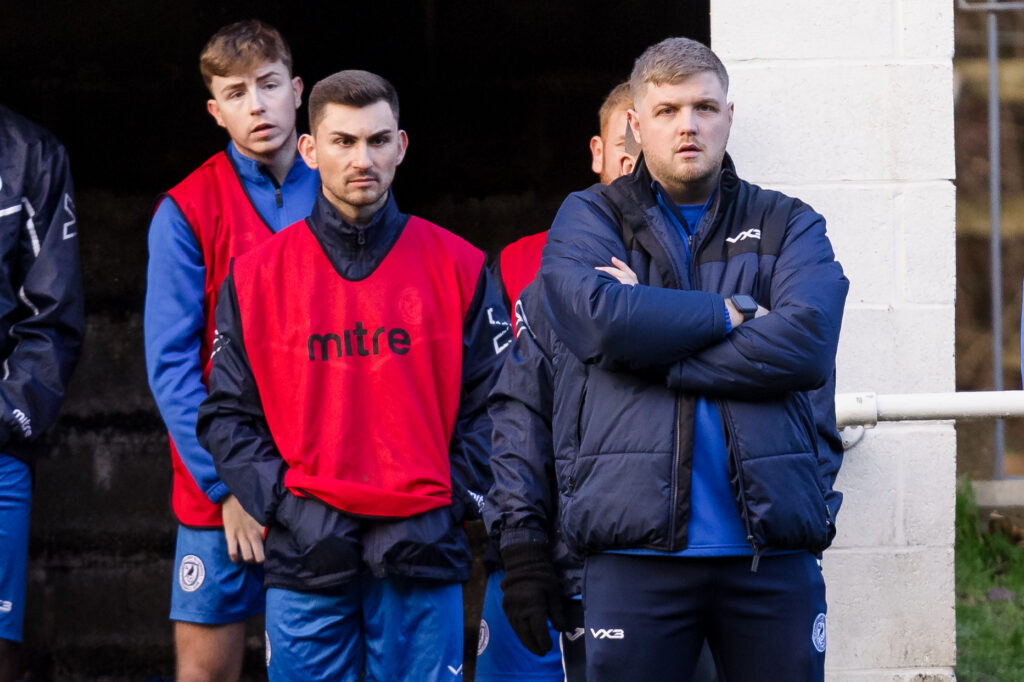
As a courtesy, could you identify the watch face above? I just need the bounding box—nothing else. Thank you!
[732,294,758,314]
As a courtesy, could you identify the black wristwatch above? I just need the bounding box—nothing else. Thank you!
[730,294,758,322]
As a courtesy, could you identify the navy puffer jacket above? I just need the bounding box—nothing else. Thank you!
[488,155,848,562]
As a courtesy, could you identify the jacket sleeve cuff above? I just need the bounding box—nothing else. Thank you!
[713,293,729,338]
[500,527,548,550]
[206,481,231,505]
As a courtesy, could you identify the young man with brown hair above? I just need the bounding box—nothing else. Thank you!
[197,69,507,681]
[144,19,317,681]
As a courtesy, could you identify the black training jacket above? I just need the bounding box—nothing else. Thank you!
[0,105,84,467]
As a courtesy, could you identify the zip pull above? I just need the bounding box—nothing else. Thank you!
[275,187,283,208]
[748,536,761,572]
[357,228,366,246]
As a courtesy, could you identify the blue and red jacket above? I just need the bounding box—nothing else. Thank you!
[144,142,318,527]
[486,155,848,564]
[197,191,509,591]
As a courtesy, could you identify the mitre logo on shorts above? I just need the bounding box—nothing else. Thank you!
[307,322,411,361]
[178,554,205,592]
[0,599,12,613]
[265,630,272,667]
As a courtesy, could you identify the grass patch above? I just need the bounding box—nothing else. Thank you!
[956,480,1024,680]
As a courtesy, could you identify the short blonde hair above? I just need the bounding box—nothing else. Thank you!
[630,37,728,103]
[597,82,632,138]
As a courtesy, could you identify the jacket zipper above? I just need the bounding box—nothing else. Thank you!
[668,396,683,550]
[261,166,284,208]
[717,400,761,572]
[569,375,588,493]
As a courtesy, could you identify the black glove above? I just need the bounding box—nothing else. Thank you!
[499,542,568,656]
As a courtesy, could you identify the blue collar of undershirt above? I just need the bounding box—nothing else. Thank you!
[227,139,308,186]
[654,182,716,244]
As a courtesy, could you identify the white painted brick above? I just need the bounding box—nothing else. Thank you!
[898,182,957,305]
[900,426,956,548]
[836,307,955,395]
[727,63,955,184]
[822,548,955,670]
[899,0,955,60]
[712,0,952,61]
[764,184,897,306]
[830,436,900,549]
[713,2,895,61]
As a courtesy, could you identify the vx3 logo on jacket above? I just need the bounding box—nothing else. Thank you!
[307,321,411,361]
[725,227,761,244]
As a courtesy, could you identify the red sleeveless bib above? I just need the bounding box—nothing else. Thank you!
[232,216,484,517]
[499,231,545,335]
[164,151,275,526]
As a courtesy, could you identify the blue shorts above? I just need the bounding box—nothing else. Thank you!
[169,525,264,625]
[265,576,462,681]
[0,455,31,643]
[475,570,567,681]
[584,552,826,682]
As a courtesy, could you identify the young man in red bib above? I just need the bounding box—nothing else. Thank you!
[144,20,318,681]
[197,70,508,681]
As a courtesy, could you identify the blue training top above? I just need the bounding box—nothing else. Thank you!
[144,141,319,506]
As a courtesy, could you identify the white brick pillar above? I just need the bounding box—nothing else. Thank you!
[711,2,957,680]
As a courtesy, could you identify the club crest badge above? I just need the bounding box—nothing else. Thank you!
[477,619,490,655]
[178,554,205,593]
[812,612,827,653]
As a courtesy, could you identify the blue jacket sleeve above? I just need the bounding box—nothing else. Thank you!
[485,281,556,549]
[668,210,849,398]
[196,272,290,525]
[144,199,229,504]
[0,133,84,446]
[541,191,728,370]
[448,264,510,520]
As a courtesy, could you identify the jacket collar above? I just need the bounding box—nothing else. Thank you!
[616,151,738,211]
[305,190,409,281]
[226,140,308,186]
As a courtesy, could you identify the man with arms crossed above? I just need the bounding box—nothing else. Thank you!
[144,20,317,681]
[488,37,848,681]
[0,105,84,682]
[197,70,506,681]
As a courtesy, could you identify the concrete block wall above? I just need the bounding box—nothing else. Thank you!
[712,1,956,680]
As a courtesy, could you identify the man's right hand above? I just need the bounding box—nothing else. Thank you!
[499,542,568,656]
[221,494,265,563]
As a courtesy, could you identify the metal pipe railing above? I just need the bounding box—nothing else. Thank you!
[835,390,1024,428]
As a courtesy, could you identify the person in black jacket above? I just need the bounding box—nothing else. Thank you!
[197,71,508,681]
[487,38,848,682]
[0,105,84,682]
